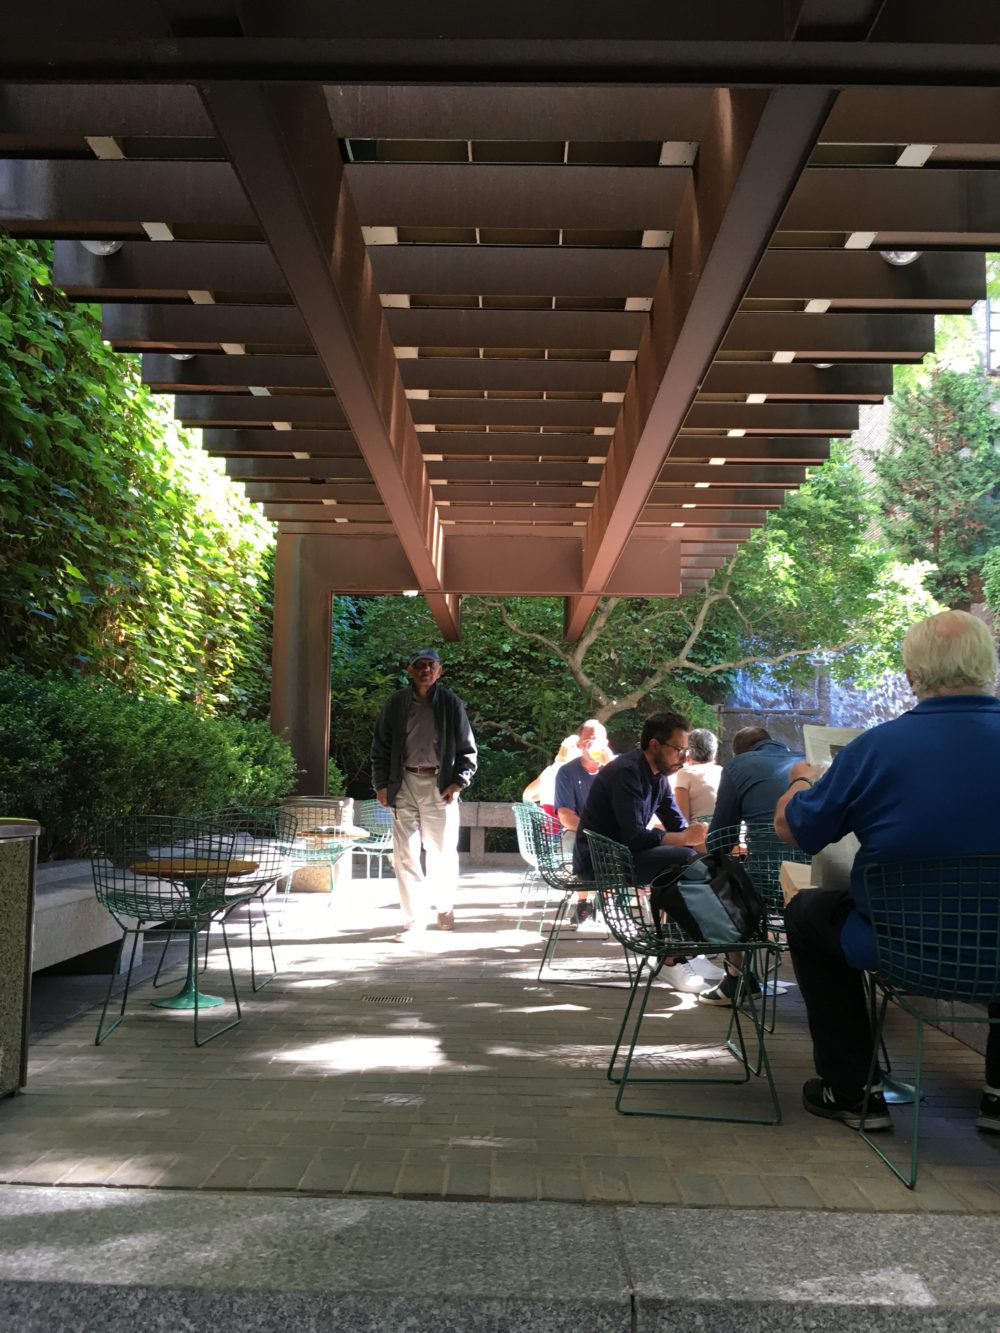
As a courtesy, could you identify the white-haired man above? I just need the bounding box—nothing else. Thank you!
[775,610,1000,1133]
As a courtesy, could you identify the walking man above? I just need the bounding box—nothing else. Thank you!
[371,649,477,935]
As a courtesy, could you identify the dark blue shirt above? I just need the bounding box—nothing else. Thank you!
[553,757,598,819]
[785,695,1000,969]
[573,748,686,877]
[709,739,804,838]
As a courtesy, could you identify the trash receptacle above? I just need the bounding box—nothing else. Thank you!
[281,796,356,894]
[0,818,40,1099]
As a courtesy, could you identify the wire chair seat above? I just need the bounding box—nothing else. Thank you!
[857,856,1000,1188]
[585,829,780,1124]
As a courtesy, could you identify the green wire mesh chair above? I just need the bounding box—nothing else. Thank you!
[511,802,547,930]
[90,813,250,1046]
[527,804,632,986]
[586,829,780,1124]
[354,799,395,880]
[857,856,1000,1188]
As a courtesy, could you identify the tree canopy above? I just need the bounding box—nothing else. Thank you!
[874,367,1000,609]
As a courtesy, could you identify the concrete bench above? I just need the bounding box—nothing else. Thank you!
[33,860,137,973]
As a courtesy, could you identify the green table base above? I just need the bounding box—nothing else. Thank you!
[151,983,224,1010]
[152,932,224,1009]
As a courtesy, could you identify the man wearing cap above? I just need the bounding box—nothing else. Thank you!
[371,649,478,934]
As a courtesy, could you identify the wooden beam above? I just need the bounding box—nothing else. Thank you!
[346,162,688,231]
[200,82,459,638]
[565,85,834,640]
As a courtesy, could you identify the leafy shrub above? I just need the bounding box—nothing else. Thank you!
[0,667,297,859]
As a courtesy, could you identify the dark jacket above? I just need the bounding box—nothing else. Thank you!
[371,682,477,807]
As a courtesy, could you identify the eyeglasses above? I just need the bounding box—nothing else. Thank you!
[662,743,689,759]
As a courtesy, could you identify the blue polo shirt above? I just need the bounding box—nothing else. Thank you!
[553,757,598,819]
[709,739,804,839]
[784,695,1000,969]
[573,748,686,877]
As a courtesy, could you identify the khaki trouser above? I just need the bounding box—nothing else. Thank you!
[392,771,461,923]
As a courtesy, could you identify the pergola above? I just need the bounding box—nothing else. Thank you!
[2,3,999,788]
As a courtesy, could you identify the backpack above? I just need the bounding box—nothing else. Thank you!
[649,852,766,945]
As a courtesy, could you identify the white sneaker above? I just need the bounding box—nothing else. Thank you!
[660,959,709,994]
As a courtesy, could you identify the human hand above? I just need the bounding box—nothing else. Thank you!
[685,822,707,848]
[789,761,824,785]
[376,787,389,808]
[442,784,462,804]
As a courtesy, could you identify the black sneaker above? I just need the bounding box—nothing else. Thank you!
[568,899,592,928]
[977,1091,1000,1133]
[802,1077,892,1131]
[697,971,762,1006]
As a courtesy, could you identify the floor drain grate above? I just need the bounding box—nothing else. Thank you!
[361,993,415,1006]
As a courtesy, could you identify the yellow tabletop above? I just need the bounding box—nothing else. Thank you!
[130,858,260,877]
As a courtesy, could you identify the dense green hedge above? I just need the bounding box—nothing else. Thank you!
[0,667,297,860]
[0,237,275,716]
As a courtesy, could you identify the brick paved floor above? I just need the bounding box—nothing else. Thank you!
[4,870,999,1211]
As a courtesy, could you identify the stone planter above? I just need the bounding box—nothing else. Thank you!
[0,819,40,1098]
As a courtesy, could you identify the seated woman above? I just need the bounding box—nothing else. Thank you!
[522,735,579,822]
[670,728,722,824]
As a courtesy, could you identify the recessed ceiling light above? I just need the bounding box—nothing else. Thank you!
[881,250,922,266]
[79,239,123,257]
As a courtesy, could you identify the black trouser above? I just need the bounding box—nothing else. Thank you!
[785,888,1000,1096]
[633,843,697,884]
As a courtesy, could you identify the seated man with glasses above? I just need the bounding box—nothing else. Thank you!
[573,711,708,992]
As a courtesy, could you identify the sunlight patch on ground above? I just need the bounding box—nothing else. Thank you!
[272,1034,486,1073]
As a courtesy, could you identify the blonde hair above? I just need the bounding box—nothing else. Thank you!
[555,735,580,765]
[903,610,998,698]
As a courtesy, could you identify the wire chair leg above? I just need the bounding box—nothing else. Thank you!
[248,892,278,992]
[614,964,661,1112]
[859,990,922,1188]
[537,893,571,981]
[193,920,242,1047]
[607,957,648,1084]
[95,929,141,1045]
[151,923,179,988]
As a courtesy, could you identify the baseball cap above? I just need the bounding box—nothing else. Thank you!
[408,648,441,666]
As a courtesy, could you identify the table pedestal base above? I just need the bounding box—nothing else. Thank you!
[152,983,224,1010]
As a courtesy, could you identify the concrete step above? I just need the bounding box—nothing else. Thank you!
[0,1188,997,1331]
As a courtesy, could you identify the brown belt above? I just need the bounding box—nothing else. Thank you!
[405,766,438,775]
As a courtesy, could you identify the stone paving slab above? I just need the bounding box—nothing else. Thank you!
[4,871,999,1212]
[0,1186,999,1332]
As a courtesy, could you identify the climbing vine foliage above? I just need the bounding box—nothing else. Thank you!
[0,238,275,716]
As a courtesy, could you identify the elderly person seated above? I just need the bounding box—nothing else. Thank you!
[670,727,723,824]
[775,610,1000,1133]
